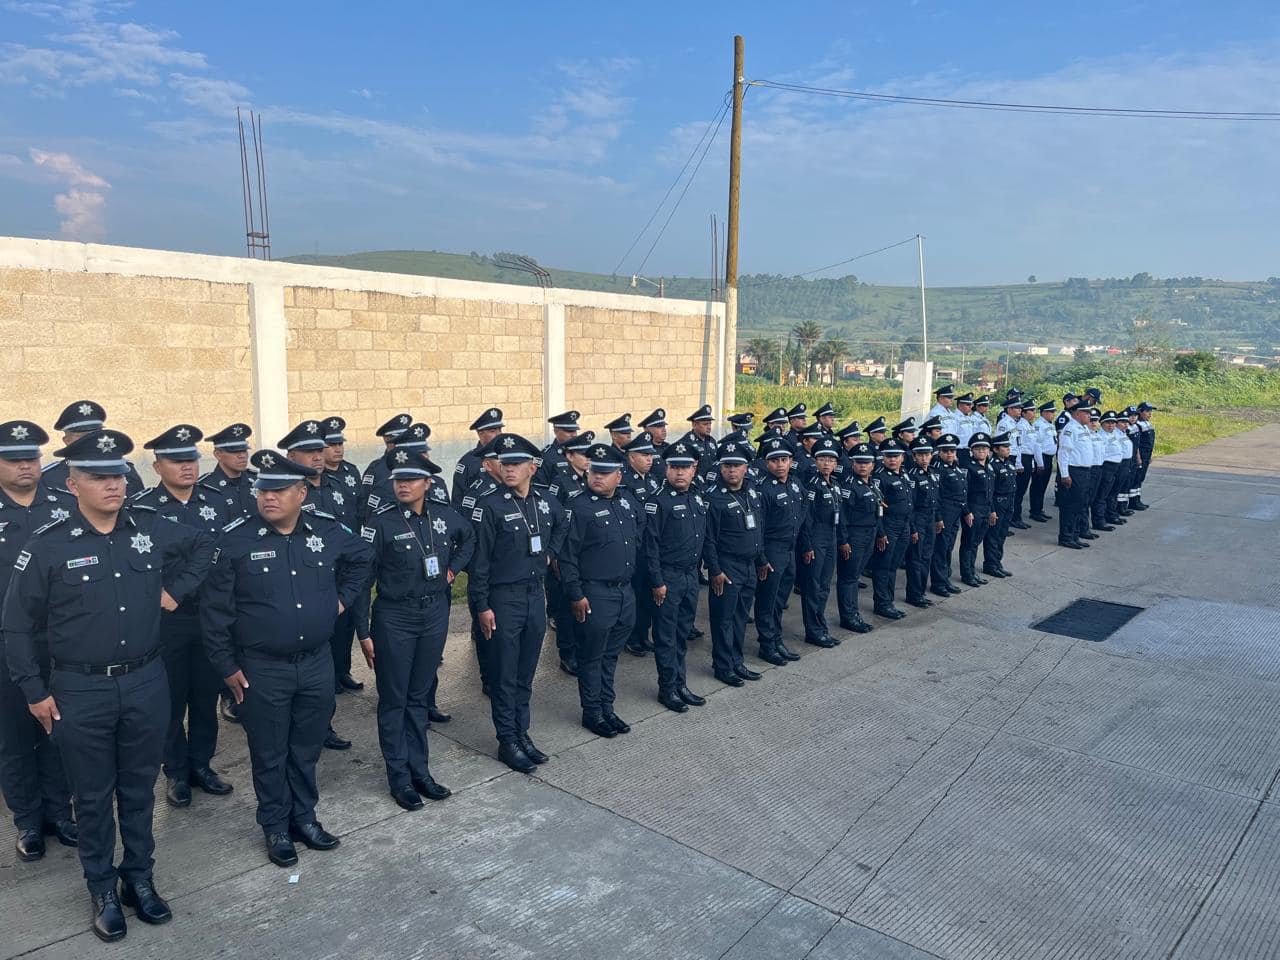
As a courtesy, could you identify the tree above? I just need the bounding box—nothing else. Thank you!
[811,337,847,385]
[1173,350,1217,375]
[1074,344,1089,362]
[746,336,782,382]
[899,334,924,362]
[1027,275,1037,284]
[791,320,823,383]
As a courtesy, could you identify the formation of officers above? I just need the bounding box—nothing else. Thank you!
[0,389,1159,943]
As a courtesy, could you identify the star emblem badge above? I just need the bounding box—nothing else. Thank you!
[158,495,169,504]
[232,425,244,437]
[537,499,550,515]
[305,421,319,434]
[261,453,275,467]
[199,505,217,520]
[70,527,83,537]
[78,403,93,416]
[11,425,28,439]
[130,532,153,554]
[395,451,408,463]
[258,527,268,536]
[432,517,448,534]
[333,492,344,506]
[305,534,324,553]
[488,409,497,418]
[344,474,356,487]
[96,435,116,452]
[502,437,515,449]
[176,427,191,441]
[51,508,70,521]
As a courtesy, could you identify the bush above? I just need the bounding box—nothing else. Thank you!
[1173,351,1218,375]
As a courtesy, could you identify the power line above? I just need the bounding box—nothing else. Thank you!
[749,78,1280,121]
[612,91,731,278]
[740,235,918,288]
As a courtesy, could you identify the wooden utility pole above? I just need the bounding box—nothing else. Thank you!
[723,34,744,417]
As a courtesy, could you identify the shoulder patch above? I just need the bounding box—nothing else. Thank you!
[644,501,658,514]
[128,489,150,501]
[472,507,484,522]
[455,463,466,474]
[15,549,31,570]
[222,516,247,534]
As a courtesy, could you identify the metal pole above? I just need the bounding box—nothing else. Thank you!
[917,233,928,366]
[723,34,744,418]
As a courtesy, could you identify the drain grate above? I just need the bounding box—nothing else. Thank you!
[1032,598,1145,643]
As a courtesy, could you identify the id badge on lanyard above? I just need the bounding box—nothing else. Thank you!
[423,555,441,579]
[744,512,756,530]
[528,533,543,556]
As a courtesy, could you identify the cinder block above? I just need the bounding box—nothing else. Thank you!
[333,289,369,310]
[0,268,52,295]
[292,287,334,308]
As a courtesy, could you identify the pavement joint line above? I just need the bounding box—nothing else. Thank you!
[791,915,844,960]
[711,890,793,960]
[839,635,1079,916]
[1166,762,1280,960]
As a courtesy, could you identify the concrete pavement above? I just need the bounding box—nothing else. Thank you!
[3,425,1279,959]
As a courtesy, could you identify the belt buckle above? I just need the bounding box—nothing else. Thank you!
[105,662,125,677]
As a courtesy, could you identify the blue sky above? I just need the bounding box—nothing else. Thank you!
[2,1,1278,285]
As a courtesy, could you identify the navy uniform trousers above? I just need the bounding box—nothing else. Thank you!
[871,519,910,609]
[905,525,936,602]
[1092,461,1119,527]
[840,526,877,621]
[329,607,356,681]
[372,597,448,790]
[800,532,837,642]
[0,637,72,833]
[487,581,546,743]
[1072,465,1094,540]
[652,567,699,694]
[984,496,1013,570]
[959,515,988,580]
[577,582,636,719]
[627,566,655,652]
[239,646,333,835]
[755,539,796,650]
[930,505,964,591]
[52,658,168,894]
[709,553,757,677]
[1029,457,1053,517]
[159,611,221,780]
[1012,454,1034,521]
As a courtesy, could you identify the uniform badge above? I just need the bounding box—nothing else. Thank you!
[260,453,275,467]
[333,491,345,506]
[11,425,28,439]
[78,403,93,416]
[305,534,324,553]
[344,474,357,487]
[67,556,99,569]
[472,507,484,522]
[395,450,408,463]
[14,550,30,571]
[176,427,191,441]
[432,517,448,535]
[619,498,631,511]
[537,499,550,515]
[199,505,217,521]
[130,532,153,553]
[51,507,70,521]
[306,422,319,434]
[503,437,516,449]
[97,435,116,452]
[360,526,376,542]
[218,479,227,487]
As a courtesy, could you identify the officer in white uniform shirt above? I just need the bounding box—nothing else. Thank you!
[1055,403,1093,549]
[927,385,962,437]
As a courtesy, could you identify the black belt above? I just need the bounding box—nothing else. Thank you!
[585,579,628,588]
[379,593,446,606]
[239,643,326,664]
[53,648,159,677]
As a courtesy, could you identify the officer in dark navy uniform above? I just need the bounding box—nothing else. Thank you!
[534,410,581,488]
[353,449,473,811]
[322,416,364,504]
[200,423,257,520]
[1132,401,1157,509]
[792,423,822,486]
[451,407,504,510]
[643,441,708,713]
[0,421,76,863]
[753,436,805,665]
[547,431,593,675]
[959,433,996,586]
[677,405,719,488]
[785,404,808,445]
[761,407,789,438]
[42,401,145,497]
[797,437,848,649]
[200,450,371,869]
[460,441,504,689]
[814,402,838,437]
[723,412,754,444]
[621,432,660,657]
[4,429,213,942]
[603,412,633,450]
[558,443,641,739]
[360,423,444,524]
[132,425,233,809]
[904,437,942,607]
[638,408,671,481]
[929,434,970,597]
[835,442,879,633]
[704,439,769,686]
[468,434,568,774]
[361,412,413,501]
[870,438,912,619]
[984,433,1017,578]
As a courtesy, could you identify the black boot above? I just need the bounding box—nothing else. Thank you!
[678,685,707,706]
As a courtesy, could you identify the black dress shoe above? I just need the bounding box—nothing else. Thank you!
[45,817,78,846]
[734,664,762,681]
[845,618,874,634]
[874,607,906,620]
[265,833,298,867]
[962,576,985,586]
[91,889,127,942]
[998,567,1013,577]
[805,635,836,648]
[604,712,631,734]
[289,821,340,851]
[324,729,352,751]
[689,627,706,640]
[905,597,934,608]
[15,829,45,862]
[1132,501,1148,510]
[1080,532,1099,540]
[336,672,363,691]
[930,587,952,599]
[624,642,649,657]
[757,645,788,666]
[427,707,452,724]
[1011,521,1031,530]
[1058,539,1084,549]
[982,568,1008,579]
[558,658,578,676]
[678,685,706,706]
[581,715,617,738]
[189,765,233,796]
[391,785,424,811]
[414,774,451,800]
[1110,517,1127,525]
[219,697,240,723]
[498,740,537,773]
[946,583,963,594]
[1093,524,1115,532]
[518,734,549,764]
[119,879,172,925]
[659,690,689,713]
[1031,513,1051,522]
[714,672,745,687]
[777,641,802,661]
[165,777,191,808]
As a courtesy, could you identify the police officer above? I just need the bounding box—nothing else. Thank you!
[724,412,754,444]
[353,449,474,811]
[973,395,993,433]
[865,417,889,462]
[1056,404,1093,549]
[835,442,879,633]
[904,437,942,607]
[1027,400,1056,523]
[547,431,595,675]
[1132,401,1157,509]
[798,437,848,647]
[451,407,504,508]
[1113,408,1137,519]
[604,412,634,450]
[984,433,1017,578]
[929,434,969,598]
[959,433,997,583]
[4,428,213,941]
[0,421,76,862]
[361,423,441,524]
[928,384,961,436]
[42,401,145,496]
[322,415,364,503]
[362,412,414,502]
[637,409,670,480]
[534,410,581,489]
[460,440,505,688]
[678,405,719,488]
[785,404,808,445]
[870,438,912,619]
[753,436,806,664]
[200,423,257,519]
[621,431,660,657]
[997,397,1029,530]
[1011,400,1038,526]
[644,441,709,712]
[200,450,371,869]
[704,439,769,686]
[953,395,976,463]
[814,402,837,437]
[131,425,233,808]
[761,407,789,438]
[558,443,640,739]
[1094,411,1124,530]
[468,434,568,774]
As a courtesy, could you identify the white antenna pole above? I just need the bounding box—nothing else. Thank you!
[917,233,929,365]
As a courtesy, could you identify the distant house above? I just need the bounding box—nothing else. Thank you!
[738,353,758,375]
[1027,346,1049,355]
[1106,347,1123,356]
[1049,345,1074,356]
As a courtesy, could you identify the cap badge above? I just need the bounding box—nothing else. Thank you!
[78,403,93,416]
[305,422,319,434]
[176,427,191,441]
[260,453,275,467]
[502,437,516,449]
[96,435,116,452]
[11,425,28,439]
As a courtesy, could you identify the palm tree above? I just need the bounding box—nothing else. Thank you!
[791,320,823,383]
[812,337,847,385]
[746,336,781,381]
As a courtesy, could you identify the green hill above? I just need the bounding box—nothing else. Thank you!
[282,250,1280,354]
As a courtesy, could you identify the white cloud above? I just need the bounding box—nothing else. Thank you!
[30,147,107,186]
[169,73,249,116]
[30,148,111,239]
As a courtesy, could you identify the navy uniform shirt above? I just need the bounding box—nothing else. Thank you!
[873,465,913,528]
[798,472,847,553]
[458,473,500,514]
[42,458,145,498]
[0,483,76,603]
[991,456,1018,502]
[198,465,258,519]
[361,455,391,495]
[841,472,883,537]
[450,446,488,509]
[791,446,817,486]
[622,468,661,513]
[302,473,357,527]
[966,460,996,516]
[545,468,584,506]
[534,442,572,489]
[353,500,475,639]
[642,482,707,583]
[3,505,215,703]
[199,512,372,679]
[128,484,231,616]
[649,441,669,482]
[557,487,641,602]
[361,471,450,524]
[676,430,719,487]
[466,486,568,613]
[703,483,767,576]
[934,461,969,515]
[906,464,942,535]
[757,473,806,545]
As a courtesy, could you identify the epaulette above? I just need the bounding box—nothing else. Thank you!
[374,502,397,515]
[222,516,247,534]
[567,488,584,499]
[128,488,150,501]
[41,461,58,473]
[309,509,337,521]
[32,516,69,536]
[127,502,156,513]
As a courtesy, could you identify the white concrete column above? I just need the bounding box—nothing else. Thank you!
[248,281,290,448]
[544,299,565,443]
[899,360,935,420]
